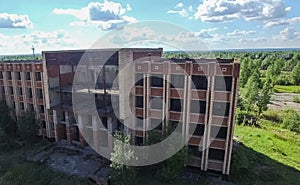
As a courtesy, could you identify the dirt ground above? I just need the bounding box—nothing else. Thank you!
[268,93,300,112]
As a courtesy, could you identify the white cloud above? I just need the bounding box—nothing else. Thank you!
[0,13,33,28]
[195,28,218,38]
[167,9,188,17]
[227,29,256,37]
[194,0,291,23]
[264,17,300,28]
[239,37,267,43]
[167,2,190,17]
[273,27,300,41]
[176,3,184,8]
[53,1,136,31]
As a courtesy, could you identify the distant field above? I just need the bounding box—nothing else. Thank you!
[274,85,300,93]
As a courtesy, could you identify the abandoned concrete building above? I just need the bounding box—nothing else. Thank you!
[0,48,240,175]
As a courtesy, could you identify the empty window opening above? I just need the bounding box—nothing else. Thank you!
[150,75,163,87]
[190,100,206,114]
[210,126,227,139]
[215,76,232,91]
[170,74,185,88]
[135,96,143,108]
[208,148,225,161]
[170,98,182,112]
[189,123,205,136]
[191,75,208,90]
[212,102,230,117]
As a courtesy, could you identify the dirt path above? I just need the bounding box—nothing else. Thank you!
[268,93,300,112]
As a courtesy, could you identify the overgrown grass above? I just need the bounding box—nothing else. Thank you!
[232,122,300,185]
[0,163,92,185]
[274,85,300,93]
[293,96,300,103]
[0,142,93,185]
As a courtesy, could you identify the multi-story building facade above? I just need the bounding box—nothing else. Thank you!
[1,48,240,175]
[0,60,54,138]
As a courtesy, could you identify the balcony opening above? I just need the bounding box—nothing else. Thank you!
[7,72,12,80]
[170,74,185,89]
[150,74,163,87]
[170,98,182,112]
[16,72,21,81]
[210,126,227,139]
[135,73,144,86]
[35,72,42,81]
[215,76,232,91]
[25,72,31,81]
[189,123,205,136]
[191,75,208,90]
[150,97,163,110]
[212,102,230,117]
[188,145,202,157]
[135,96,143,108]
[208,148,225,161]
[190,100,206,114]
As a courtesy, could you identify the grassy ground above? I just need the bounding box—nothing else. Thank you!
[231,113,300,185]
[0,142,93,185]
[274,85,300,93]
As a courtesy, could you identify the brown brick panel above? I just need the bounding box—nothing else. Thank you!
[170,63,186,74]
[60,73,74,86]
[47,66,59,77]
[135,87,143,95]
[15,64,22,71]
[211,116,228,126]
[19,96,24,102]
[135,64,144,73]
[233,63,240,77]
[191,90,207,100]
[169,112,183,121]
[17,81,22,86]
[133,51,162,61]
[49,115,53,122]
[149,110,162,118]
[0,64,3,70]
[208,160,223,171]
[66,126,72,143]
[37,98,44,104]
[216,64,233,76]
[26,81,31,87]
[135,130,144,137]
[10,95,14,100]
[188,136,202,145]
[192,64,209,75]
[7,81,12,86]
[170,88,184,98]
[25,64,32,71]
[35,64,43,72]
[6,64,13,71]
[190,114,205,123]
[214,92,231,102]
[210,139,226,150]
[0,80,3,85]
[151,88,163,96]
[136,108,143,117]
[28,98,33,103]
[151,63,164,73]
[36,82,43,88]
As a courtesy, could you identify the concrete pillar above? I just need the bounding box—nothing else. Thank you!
[78,114,87,147]
[53,110,61,142]
[65,112,72,144]
[107,117,113,151]
[92,115,99,151]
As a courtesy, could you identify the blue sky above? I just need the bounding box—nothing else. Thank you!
[0,0,300,54]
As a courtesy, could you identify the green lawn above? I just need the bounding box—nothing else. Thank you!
[274,85,300,93]
[231,121,300,185]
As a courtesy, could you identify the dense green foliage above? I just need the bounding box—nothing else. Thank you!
[110,133,137,185]
[0,163,92,185]
[17,111,39,144]
[282,110,300,133]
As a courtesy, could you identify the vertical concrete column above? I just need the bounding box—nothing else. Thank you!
[107,117,113,152]
[53,110,61,142]
[65,112,72,144]
[78,113,87,147]
[92,114,99,151]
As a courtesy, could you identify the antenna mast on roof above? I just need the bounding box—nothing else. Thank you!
[31,45,35,60]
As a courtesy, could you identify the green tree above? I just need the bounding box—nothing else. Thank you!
[283,110,300,133]
[110,133,137,185]
[0,128,9,151]
[291,62,300,85]
[0,102,15,135]
[17,111,38,144]
[257,78,272,115]
[239,58,252,88]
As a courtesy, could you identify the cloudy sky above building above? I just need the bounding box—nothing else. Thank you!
[0,0,300,54]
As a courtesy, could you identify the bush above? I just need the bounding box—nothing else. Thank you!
[17,111,39,144]
[275,75,292,86]
[283,110,300,133]
[293,96,300,103]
